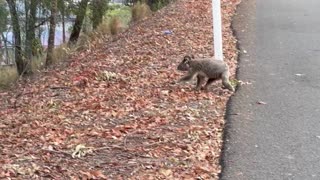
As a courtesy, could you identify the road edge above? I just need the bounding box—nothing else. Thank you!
[218,0,246,179]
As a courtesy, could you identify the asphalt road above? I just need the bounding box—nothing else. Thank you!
[221,0,320,179]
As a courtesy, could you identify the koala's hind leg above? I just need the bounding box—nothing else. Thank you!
[202,78,218,91]
[221,71,234,92]
[195,75,206,90]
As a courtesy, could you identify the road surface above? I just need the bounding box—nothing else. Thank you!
[221,0,320,179]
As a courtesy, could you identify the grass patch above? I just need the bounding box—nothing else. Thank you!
[0,65,18,88]
[107,5,131,28]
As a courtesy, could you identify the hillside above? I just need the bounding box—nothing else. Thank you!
[0,0,240,179]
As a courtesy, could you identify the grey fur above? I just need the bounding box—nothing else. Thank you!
[177,55,234,91]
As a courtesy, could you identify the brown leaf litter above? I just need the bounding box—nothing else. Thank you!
[0,0,241,179]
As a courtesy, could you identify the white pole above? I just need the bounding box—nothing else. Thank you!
[212,0,223,61]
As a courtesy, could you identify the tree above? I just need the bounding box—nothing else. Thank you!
[6,0,24,74]
[0,0,8,64]
[46,0,57,66]
[58,0,70,43]
[91,0,109,29]
[68,0,89,46]
[0,0,8,33]
[25,0,38,72]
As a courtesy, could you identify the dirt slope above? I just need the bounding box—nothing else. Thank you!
[0,0,240,179]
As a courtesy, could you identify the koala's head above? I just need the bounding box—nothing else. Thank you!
[177,55,194,71]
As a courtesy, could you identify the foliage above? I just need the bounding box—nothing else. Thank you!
[131,2,152,22]
[31,38,43,57]
[90,0,109,29]
[124,0,174,11]
[123,0,137,6]
[106,5,131,28]
[76,5,131,49]
[108,3,122,10]
[149,0,174,11]
[57,0,72,17]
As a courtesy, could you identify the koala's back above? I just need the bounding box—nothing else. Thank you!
[190,59,227,78]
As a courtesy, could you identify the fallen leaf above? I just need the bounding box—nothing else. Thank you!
[159,168,173,176]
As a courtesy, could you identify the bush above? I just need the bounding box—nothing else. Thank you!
[30,43,72,72]
[96,22,111,37]
[31,54,45,71]
[131,2,152,22]
[76,33,94,51]
[109,16,123,35]
[52,43,72,64]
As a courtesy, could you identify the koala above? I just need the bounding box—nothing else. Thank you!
[177,55,234,92]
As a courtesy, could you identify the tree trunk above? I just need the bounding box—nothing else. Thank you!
[58,0,66,43]
[46,0,57,66]
[25,0,37,72]
[1,33,9,64]
[68,0,89,46]
[62,5,66,43]
[91,0,108,30]
[6,0,24,75]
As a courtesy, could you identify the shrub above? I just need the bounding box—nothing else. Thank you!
[109,16,123,35]
[76,33,93,51]
[95,22,111,37]
[52,43,72,64]
[131,2,152,22]
[31,54,45,71]
[30,43,72,71]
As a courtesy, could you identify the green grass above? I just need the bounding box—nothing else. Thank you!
[106,5,132,28]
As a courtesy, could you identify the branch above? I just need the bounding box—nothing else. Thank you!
[34,17,50,28]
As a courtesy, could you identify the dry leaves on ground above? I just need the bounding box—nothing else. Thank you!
[0,0,240,179]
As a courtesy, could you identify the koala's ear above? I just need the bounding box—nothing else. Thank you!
[183,55,191,64]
